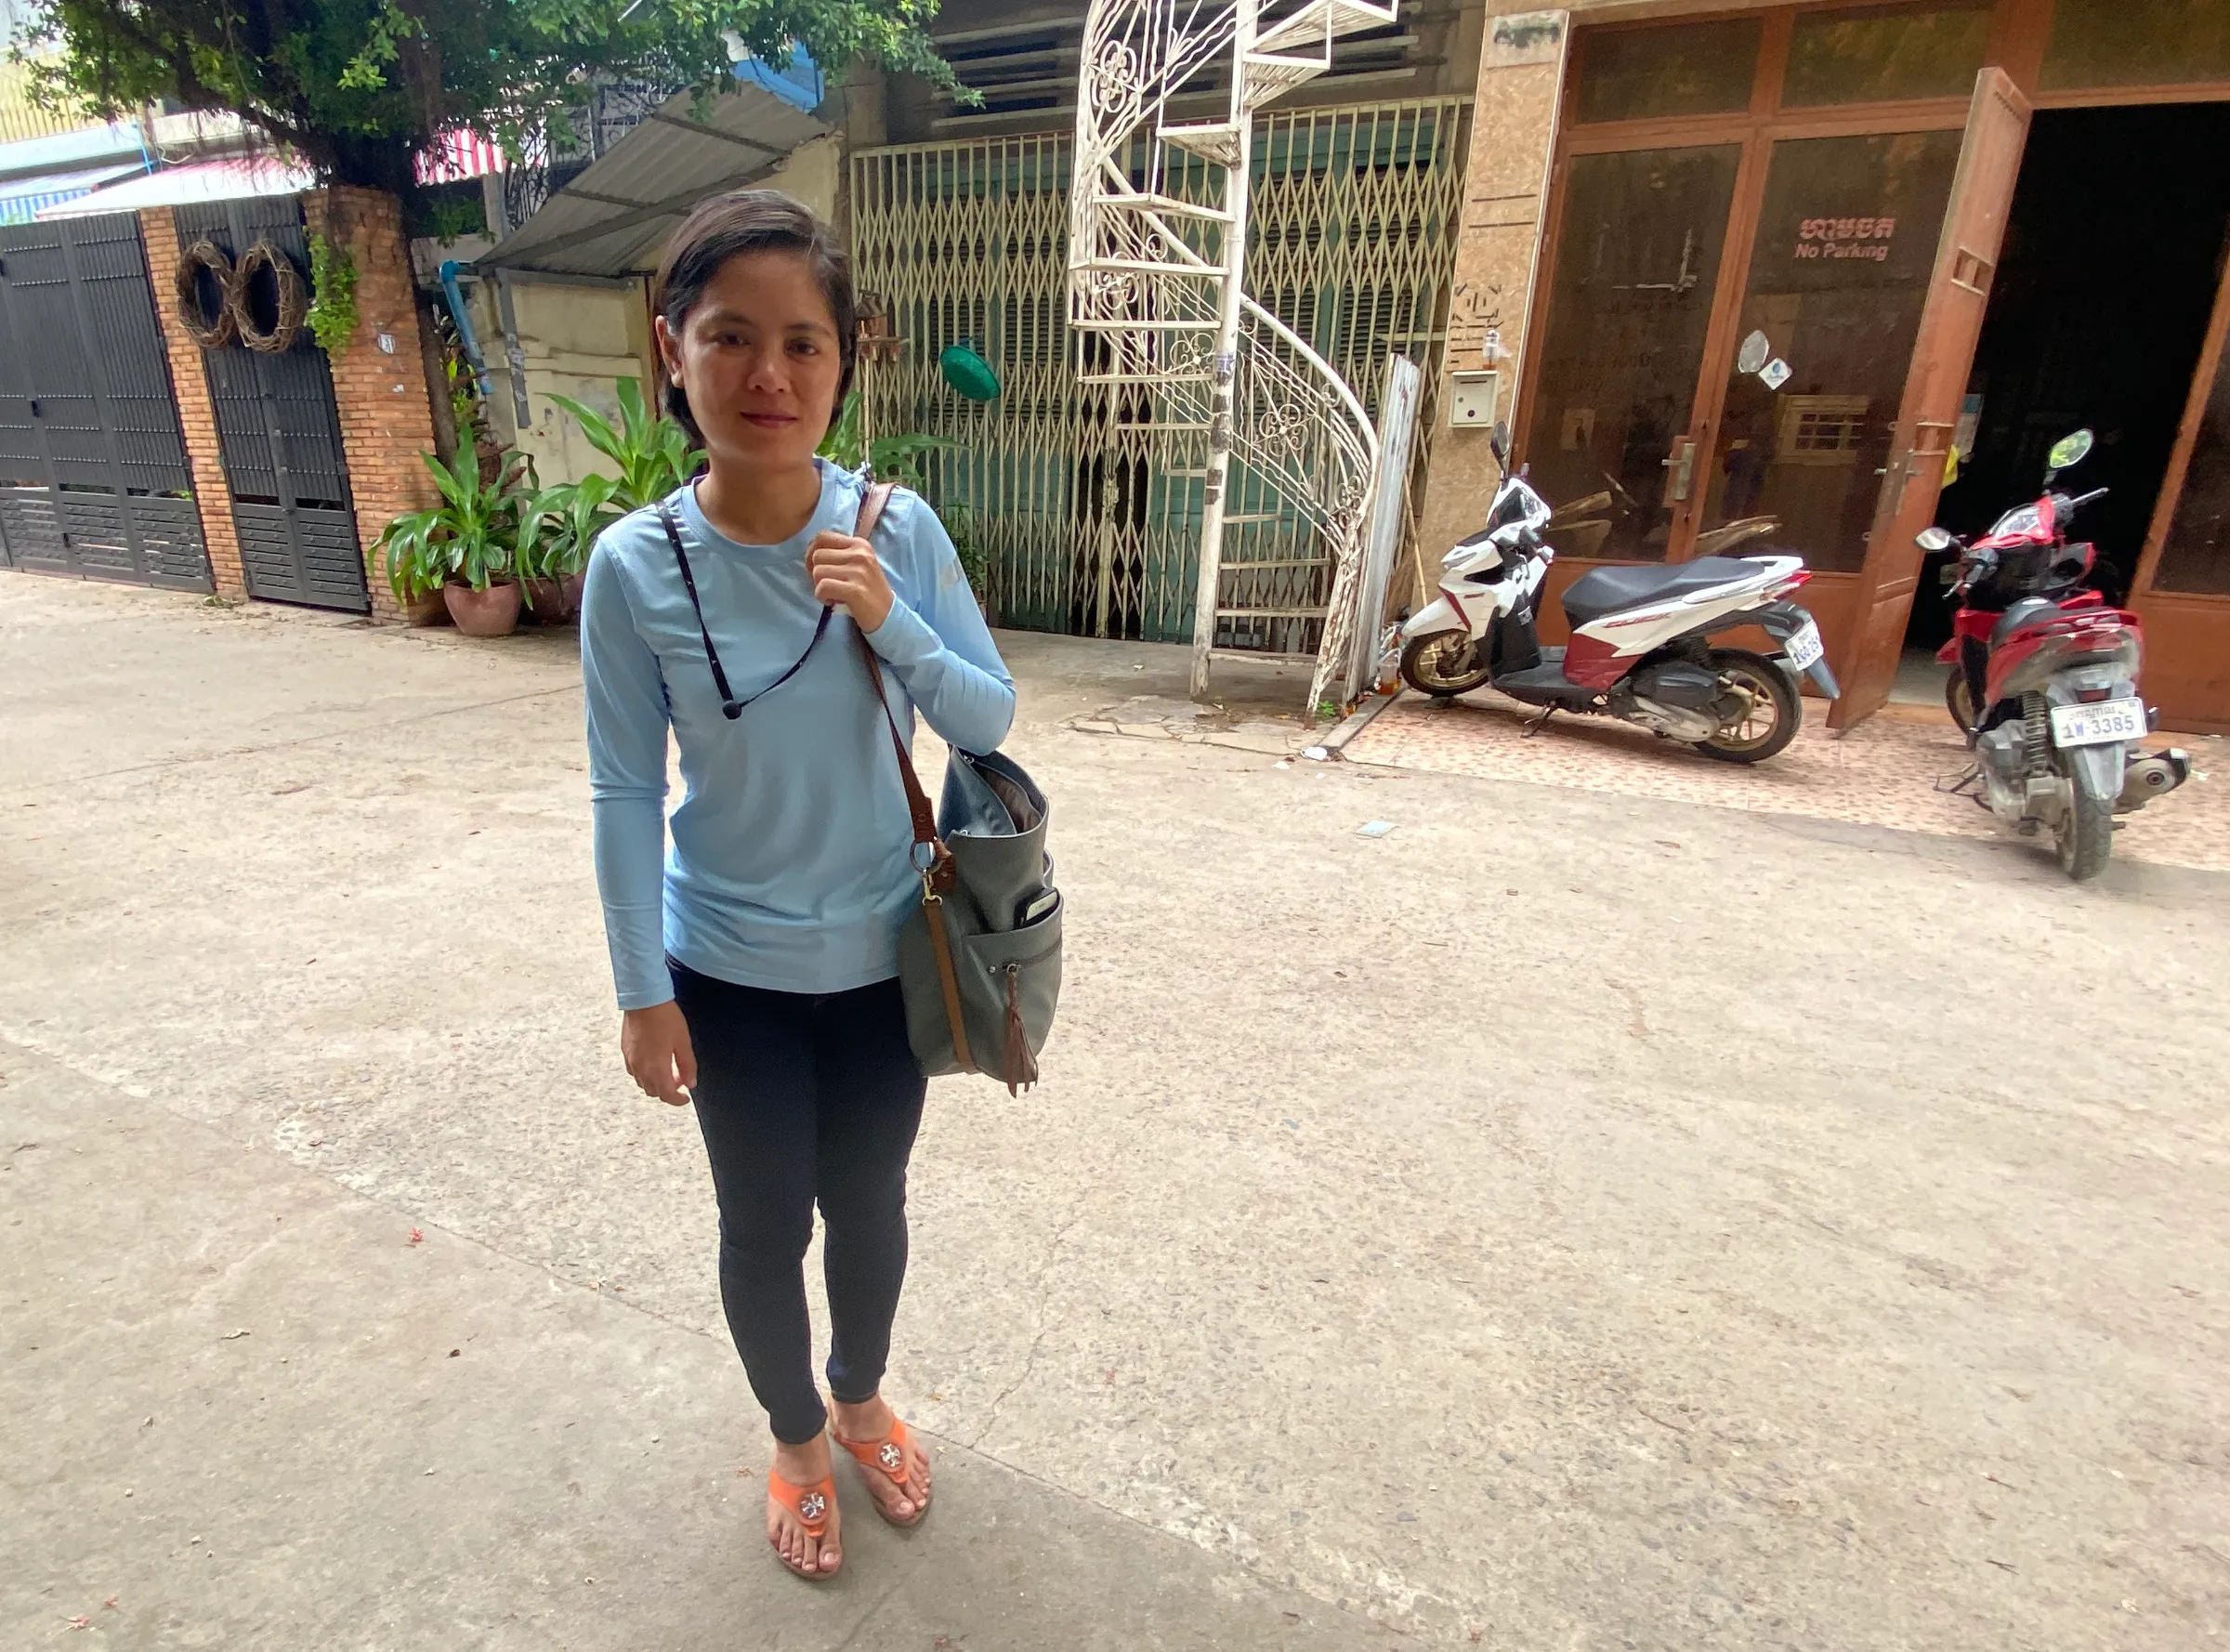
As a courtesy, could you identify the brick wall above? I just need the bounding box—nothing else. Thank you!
[303,187,439,623]
[138,206,246,600]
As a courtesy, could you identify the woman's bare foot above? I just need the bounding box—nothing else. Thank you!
[831,1393,933,1523]
[767,1433,842,1578]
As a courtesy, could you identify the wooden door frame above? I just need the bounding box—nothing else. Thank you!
[1827,67,2034,728]
[2132,221,2230,604]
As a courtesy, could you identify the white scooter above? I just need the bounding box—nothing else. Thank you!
[1398,426,1842,764]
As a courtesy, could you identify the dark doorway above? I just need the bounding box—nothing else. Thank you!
[1906,102,2230,652]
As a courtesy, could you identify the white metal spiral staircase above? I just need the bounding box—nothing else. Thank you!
[1068,0,1398,705]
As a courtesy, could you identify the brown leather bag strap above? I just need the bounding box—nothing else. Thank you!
[847,481,946,877]
[856,634,939,866]
[851,479,976,1072]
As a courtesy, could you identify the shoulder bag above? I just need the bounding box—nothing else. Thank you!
[851,483,1060,1093]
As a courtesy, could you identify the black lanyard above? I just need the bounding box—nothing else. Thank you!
[657,499,833,721]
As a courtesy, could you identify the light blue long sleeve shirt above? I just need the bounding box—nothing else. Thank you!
[581,462,1016,1009]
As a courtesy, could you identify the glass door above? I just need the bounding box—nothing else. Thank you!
[1521,144,1742,563]
[1697,129,1966,574]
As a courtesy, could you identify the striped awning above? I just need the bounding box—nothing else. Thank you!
[35,156,312,218]
[416,130,506,186]
[0,160,148,224]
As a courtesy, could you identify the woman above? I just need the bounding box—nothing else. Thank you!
[580,190,1014,1580]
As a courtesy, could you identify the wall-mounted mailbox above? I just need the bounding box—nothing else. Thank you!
[1449,369,1498,429]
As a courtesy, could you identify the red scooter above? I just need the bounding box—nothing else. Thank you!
[1918,428,2190,880]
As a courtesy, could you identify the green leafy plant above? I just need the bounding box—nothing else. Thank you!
[445,352,480,451]
[537,378,702,576]
[305,233,359,357]
[816,389,956,492]
[940,499,990,597]
[426,308,484,458]
[548,378,701,511]
[413,185,487,245]
[371,449,541,599]
[522,473,623,582]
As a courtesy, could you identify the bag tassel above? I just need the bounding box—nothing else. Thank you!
[1002,963,1039,1096]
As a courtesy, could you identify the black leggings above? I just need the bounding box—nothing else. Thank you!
[670,962,927,1445]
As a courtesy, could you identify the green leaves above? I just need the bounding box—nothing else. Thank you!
[369,449,543,598]
[17,0,965,193]
[523,377,699,579]
[548,378,702,515]
[527,473,624,580]
[814,389,956,492]
[305,234,360,357]
[941,499,988,595]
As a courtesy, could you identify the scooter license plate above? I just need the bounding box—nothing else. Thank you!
[1782,618,1824,672]
[2050,697,2145,747]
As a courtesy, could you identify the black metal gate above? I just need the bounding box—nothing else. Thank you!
[0,212,212,590]
[175,197,368,612]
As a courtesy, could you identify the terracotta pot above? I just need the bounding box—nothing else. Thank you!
[403,588,451,627]
[444,581,522,637]
[519,576,577,624]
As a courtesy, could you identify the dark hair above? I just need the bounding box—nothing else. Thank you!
[649,189,857,445]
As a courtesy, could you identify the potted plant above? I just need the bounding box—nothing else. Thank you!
[528,378,703,614]
[371,450,538,637]
[367,482,452,627]
[518,472,622,623]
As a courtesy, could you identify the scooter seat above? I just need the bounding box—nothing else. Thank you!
[1990,595,2061,645]
[1562,557,1767,627]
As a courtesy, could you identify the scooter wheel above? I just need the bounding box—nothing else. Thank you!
[2056,777,2113,881]
[1399,633,1491,698]
[1694,649,1801,764]
[1946,671,1976,735]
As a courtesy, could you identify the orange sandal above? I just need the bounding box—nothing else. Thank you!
[833,1416,931,1527]
[767,1469,840,1580]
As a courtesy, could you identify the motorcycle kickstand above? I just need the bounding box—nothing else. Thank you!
[1523,703,1558,738]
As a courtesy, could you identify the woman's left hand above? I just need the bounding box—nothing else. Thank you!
[807,531,895,632]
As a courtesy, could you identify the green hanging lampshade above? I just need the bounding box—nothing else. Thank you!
[939,342,1001,401]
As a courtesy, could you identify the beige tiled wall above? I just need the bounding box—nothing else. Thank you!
[1415,9,1571,567]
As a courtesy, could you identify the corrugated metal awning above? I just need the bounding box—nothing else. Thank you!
[476,80,827,279]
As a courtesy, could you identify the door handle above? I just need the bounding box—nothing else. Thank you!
[1660,438,1697,505]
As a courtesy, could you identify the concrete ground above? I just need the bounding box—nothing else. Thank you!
[4,573,2227,1651]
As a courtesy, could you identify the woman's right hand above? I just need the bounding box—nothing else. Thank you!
[622,1001,698,1106]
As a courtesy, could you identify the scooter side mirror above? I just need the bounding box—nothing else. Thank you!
[1489,421,1511,465]
[1915,526,1955,552]
[2045,428,2094,475]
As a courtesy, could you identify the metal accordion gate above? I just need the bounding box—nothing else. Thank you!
[174,197,369,613]
[849,97,1467,649]
[0,212,211,590]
